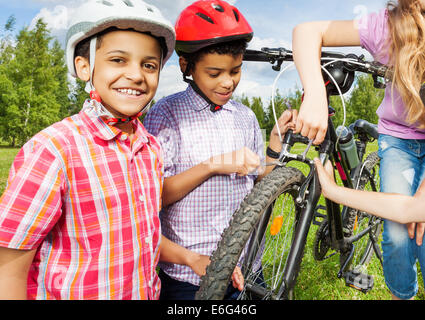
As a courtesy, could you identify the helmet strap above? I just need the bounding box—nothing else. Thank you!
[83,35,155,125]
[183,74,223,112]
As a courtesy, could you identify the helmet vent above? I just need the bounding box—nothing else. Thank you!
[196,12,214,24]
[233,9,240,21]
[122,0,134,7]
[100,0,113,6]
[211,3,224,12]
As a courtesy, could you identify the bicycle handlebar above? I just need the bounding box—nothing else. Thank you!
[243,47,390,79]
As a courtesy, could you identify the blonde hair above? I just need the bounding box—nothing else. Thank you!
[387,0,425,128]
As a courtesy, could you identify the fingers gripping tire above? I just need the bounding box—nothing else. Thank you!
[195,166,305,300]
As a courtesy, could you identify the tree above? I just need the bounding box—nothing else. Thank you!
[0,19,70,146]
[69,78,89,116]
[330,74,384,127]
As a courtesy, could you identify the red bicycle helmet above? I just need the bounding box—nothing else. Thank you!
[175,0,253,55]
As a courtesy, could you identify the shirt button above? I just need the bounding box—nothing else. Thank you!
[121,134,128,141]
[139,195,144,202]
[145,237,151,244]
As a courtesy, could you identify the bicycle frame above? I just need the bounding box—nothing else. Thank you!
[271,99,382,298]
[239,47,386,298]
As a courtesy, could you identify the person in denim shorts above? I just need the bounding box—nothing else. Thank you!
[292,0,425,299]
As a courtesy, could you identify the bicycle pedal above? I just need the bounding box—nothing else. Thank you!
[313,205,326,226]
[344,270,374,293]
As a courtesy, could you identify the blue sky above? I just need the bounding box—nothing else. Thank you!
[0,0,388,103]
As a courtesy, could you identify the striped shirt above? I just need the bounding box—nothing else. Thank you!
[144,85,264,285]
[0,100,163,300]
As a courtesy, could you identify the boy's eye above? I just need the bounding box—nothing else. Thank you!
[111,58,125,63]
[209,73,220,78]
[144,63,158,71]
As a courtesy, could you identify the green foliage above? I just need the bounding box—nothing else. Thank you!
[0,18,70,146]
[0,14,386,148]
[330,74,383,127]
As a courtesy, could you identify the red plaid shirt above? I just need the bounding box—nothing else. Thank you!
[0,103,163,299]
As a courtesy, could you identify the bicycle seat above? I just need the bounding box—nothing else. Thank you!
[349,119,378,140]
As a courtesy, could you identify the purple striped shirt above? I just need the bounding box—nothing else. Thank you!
[144,85,264,285]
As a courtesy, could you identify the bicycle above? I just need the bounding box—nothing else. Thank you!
[195,47,389,300]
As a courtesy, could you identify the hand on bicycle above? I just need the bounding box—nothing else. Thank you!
[295,93,328,145]
[205,147,260,177]
[187,253,211,277]
[270,109,298,142]
[231,266,244,291]
[314,158,337,198]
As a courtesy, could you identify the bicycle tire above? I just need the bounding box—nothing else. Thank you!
[195,166,305,300]
[343,151,382,269]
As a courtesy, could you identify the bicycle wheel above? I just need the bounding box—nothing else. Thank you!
[195,166,305,300]
[343,151,382,270]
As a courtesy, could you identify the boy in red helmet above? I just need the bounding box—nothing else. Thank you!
[144,0,296,300]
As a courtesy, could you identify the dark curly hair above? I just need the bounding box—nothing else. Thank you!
[181,39,248,76]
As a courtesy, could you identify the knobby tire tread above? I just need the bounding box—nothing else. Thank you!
[195,166,305,300]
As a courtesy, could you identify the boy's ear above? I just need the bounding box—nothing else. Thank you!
[179,56,190,76]
[74,56,91,82]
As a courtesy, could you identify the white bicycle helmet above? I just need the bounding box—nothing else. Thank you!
[66,0,175,78]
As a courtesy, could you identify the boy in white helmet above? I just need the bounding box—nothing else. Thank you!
[0,0,212,300]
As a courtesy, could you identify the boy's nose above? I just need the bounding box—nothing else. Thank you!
[125,66,145,83]
[220,74,234,89]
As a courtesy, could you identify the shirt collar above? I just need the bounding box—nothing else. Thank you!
[80,101,149,144]
[186,85,236,112]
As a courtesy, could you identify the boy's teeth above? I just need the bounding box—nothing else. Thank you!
[118,89,141,95]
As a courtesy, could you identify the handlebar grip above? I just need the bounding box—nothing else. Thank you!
[243,49,274,62]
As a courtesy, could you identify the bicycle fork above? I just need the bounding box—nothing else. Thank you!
[276,170,322,299]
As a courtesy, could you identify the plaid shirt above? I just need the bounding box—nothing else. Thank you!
[0,100,163,300]
[144,85,264,285]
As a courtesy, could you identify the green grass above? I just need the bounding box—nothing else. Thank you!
[276,141,424,300]
[0,145,423,300]
[0,146,19,195]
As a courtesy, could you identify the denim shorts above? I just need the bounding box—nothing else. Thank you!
[378,134,425,299]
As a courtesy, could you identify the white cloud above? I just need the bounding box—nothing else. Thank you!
[30,5,69,30]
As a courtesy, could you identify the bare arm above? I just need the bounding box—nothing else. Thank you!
[292,20,361,145]
[159,235,210,277]
[162,162,214,206]
[315,158,425,224]
[0,247,36,300]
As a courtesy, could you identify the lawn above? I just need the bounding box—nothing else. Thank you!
[0,144,423,300]
[280,141,424,300]
[0,146,19,195]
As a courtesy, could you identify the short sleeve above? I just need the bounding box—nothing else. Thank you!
[144,101,179,178]
[0,139,64,250]
[357,8,390,63]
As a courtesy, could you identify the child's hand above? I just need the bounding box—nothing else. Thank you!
[231,266,244,291]
[270,109,298,139]
[295,94,328,145]
[205,147,260,176]
[188,253,211,277]
[314,158,337,198]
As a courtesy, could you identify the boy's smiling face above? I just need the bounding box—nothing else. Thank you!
[75,30,161,118]
[186,52,243,106]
